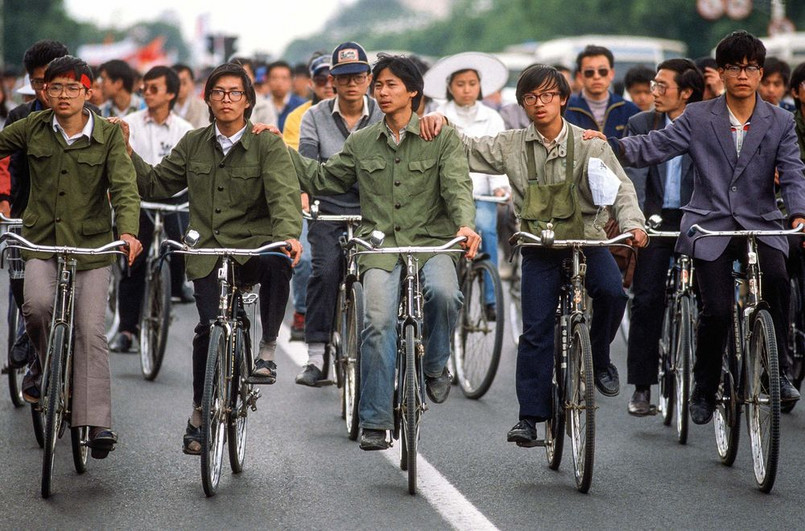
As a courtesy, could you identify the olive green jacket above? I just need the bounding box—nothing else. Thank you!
[289,113,475,272]
[133,122,302,280]
[458,120,645,238]
[0,109,140,270]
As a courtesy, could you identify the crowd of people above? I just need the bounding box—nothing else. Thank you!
[1,28,804,486]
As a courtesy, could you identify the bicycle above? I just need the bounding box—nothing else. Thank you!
[1,213,26,408]
[689,223,804,493]
[510,225,635,493]
[352,233,466,495]
[138,200,188,381]
[646,215,697,444]
[450,194,506,399]
[304,202,364,440]
[161,234,291,497]
[0,231,128,498]
[786,247,805,396]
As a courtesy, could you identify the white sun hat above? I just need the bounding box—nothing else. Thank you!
[423,51,508,100]
[16,74,36,96]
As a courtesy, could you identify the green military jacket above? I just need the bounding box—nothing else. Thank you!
[458,120,645,239]
[0,109,140,270]
[134,122,302,280]
[289,113,475,272]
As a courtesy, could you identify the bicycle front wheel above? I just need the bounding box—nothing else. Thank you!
[343,282,363,441]
[201,325,227,497]
[568,321,594,493]
[400,323,420,495]
[545,319,565,470]
[7,303,25,407]
[71,426,88,474]
[41,325,68,499]
[227,327,249,474]
[674,296,694,444]
[657,298,675,426]
[745,309,780,493]
[139,262,171,381]
[454,260,504,399]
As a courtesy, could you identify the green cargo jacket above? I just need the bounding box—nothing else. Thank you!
[133,122,302,280]
[289,113,475,272]
[0,109,140,270]
[458,120,645,238]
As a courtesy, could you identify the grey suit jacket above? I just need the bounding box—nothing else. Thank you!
[615,95,805,260]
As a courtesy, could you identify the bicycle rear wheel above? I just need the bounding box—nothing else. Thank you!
[139,261,171,381]
[657,298,675,426]
[787,275,805,393]
[567,321,594,493]
[674,296,693,444]
[41,325,67,499]
[454,260,504,399]
[400,323,420,495]
[71,426,89,474]
[7,302,25,407]
[714,342,741,466]
[545,318,565,470]
[745,309,780,493]
[228,327,249,473]
[343,282,363,441]
[201,326,227,497]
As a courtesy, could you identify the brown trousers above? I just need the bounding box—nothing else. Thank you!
[23,259,112,428]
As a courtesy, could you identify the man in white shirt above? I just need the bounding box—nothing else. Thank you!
[109,66,194,353]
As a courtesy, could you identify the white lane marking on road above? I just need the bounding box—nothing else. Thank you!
[278,322,499,531]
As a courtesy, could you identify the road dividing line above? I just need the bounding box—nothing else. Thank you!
[278,322,499,530]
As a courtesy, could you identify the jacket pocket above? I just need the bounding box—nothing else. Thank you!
[82,216,112,236]
[188,161,212,175]
[22,212,38,228]
[406,159,436,196]
[77,152,104,167]
[230,165,262,204]
[760,209,784,221]
[681,205,711,216]
[359,158,386,173]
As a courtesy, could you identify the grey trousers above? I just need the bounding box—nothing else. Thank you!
[23,259,113,428]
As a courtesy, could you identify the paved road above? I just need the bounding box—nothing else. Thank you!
[1,280,804,529]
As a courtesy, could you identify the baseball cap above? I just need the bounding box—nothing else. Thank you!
[330,42,370,76]
[309,55,331,77]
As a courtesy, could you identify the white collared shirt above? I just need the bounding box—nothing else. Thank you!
[727,105,750,156]
[536,119,569,162]
[124,109,193,165]
[332,95,370,133]
[215,123,247,156]
[52,110,93,145]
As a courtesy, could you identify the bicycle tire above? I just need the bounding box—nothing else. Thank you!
[41,325,67,499]
[455,260,504,399]
[714,342,741,466]
[568,321,594,493]
[201,325,227,497]
[31,403,44,448]
[343,282,363,441]
[7,303,25,407]
[331,287,345,390]
[228,326,249,474]
[139,261,171,381]
[401,323,419,495]
[787,275,805,393]
[745,309,780,493]
[545,318,565,470]
[657,299,675,426]
[674,296,693,444]
[71,425,88,474]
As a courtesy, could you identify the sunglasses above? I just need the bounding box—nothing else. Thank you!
[582,68,610,79]
[312,75,330,87]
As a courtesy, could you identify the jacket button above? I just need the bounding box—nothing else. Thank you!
[395,202,401,209]
[395,158,400,164]
[59,191,65,196]
[394,225,400,231]
[394,181,401,186]
[214,229,220,235]
[217,185,224,191]
[61,169,67,174]
[215,208,221,213]
[55,217,61,222]
[219,162,225,168]
[731,186,737,192]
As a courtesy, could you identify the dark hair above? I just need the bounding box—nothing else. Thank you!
[292,63,309,77]
[446,68,483,102]
[790,62,805,106]
[44,56,93,88]
[656,58,704,104]
[694,56,718,72]
[762,57,791,84]
[203,62,256,122]
[516,64,571,113]
[230,57,254,72]
[143,66,181,110]
[624,65,654,89]
[266,60,292,77]
[372,54,424,112]
[23,40,69,76]
[99,59,135,92]
[551,63,571,75]
[575,45,614,72]
[172,63,194,80]
[714,30,766,69]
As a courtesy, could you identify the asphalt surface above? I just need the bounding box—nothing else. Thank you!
[1,278,804,530]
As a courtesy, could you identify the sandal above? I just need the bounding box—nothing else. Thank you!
[182,420,202,455]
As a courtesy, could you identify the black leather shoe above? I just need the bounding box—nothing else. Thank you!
[182,421,202,455]
[9,332,32,369]
[359,429,389,451]
[780,375,801,403]
[87,428,117,459]
[689,385,716,425]
[507,419,538,446]
[109,332,133,353]
[594,363,620,397]
[425,367,452,404]
[484,303,497,322]
[627,388,652,416]
[295,364,324,387]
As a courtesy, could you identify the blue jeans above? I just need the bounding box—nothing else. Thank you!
[475,200,499,305]
[292,218,312,314]
[517,247,627,420]
[359,254,462,429]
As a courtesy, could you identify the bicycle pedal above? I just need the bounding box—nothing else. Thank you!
[245,375,276,385]
[1,365,10,374]
[647,405,658,416]
[516,439,546,448]
[315,379,335,387]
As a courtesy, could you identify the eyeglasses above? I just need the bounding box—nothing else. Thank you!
[312,75,330,87]
[46,83,84,98]
[522,92,560,106]
[723,64,761,77]
[209,89,245,101]
[30,78,46,90]
[649,81,677,95]
[333,73,368,86]
[142,84,164,94]
[582,68,609,79]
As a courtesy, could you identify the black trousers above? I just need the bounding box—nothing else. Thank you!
[304,220,345,344]
[694,240,790,394]
[190,254,292,405]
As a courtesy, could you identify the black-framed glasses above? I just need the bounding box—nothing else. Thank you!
[333,73,368,86]
[522,92,560,106]
[649,81,677,95]
[209,89,245,101]
[723,64,761,77]
[582,68,609,78]
[46,83,83,98]
[30,78,46,90]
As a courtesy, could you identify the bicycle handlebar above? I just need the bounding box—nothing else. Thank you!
[0,213,22,225]
[473,193,511,204]
[160,238,293,259]
[0,231,128,256]
[509,230,635,248]
[140,201,189,213]
[687,223,805,238]
[350,235,468,255]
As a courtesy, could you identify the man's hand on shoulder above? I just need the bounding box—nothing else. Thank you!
[456,226,481,260]
[252,123,282,138]
[582,129,606,141]
[120,233,143,266]
[107,117,132,156]
[419,112,447,141]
